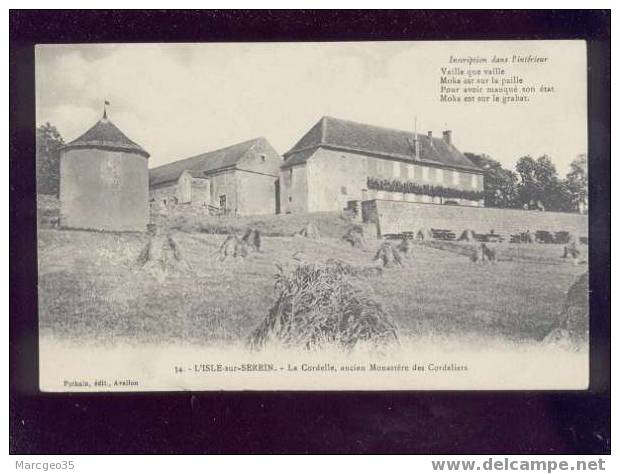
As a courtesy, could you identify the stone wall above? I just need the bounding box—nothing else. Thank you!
[150,182,177,206]
[60,148,148,232]
[280,164,309,214]
[280,147,485,214]
[151,169,278,216]
[177,172,192,204]
[190,178,210,207]
[236,170,279,215]
[209,169,238,213]
[150,172,237,212]
[362,199,588,238]
[306,148,368,212]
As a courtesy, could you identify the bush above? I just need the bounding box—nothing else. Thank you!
[367,176,484,202]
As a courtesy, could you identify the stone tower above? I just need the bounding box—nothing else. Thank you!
[59,108,150,231]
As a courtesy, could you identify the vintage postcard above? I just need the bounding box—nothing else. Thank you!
[36,40,589,391]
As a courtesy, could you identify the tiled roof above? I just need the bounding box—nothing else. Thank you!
[149,137,265,187]
[62,115,149,158]
[282,116,481,172]
[183,170,210,179]
[280,148,316,168]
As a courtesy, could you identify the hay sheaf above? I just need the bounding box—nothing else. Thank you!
[241,228,262,252]
[543,272,589,349]
[217,228,262,261]
[342,227,366,248]
[134,234,190,280]
[373,241,403,267]
[247,261,398,351]
[217,234,248,260]
[296,222,321,239]
[324,258,383,278]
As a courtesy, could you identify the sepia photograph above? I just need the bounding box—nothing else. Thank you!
[35,40,590,391]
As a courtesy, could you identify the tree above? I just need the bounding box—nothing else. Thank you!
[36,123,64,196]
[565,154,588,214]
[534,155,572,212]
[465,153,518,208]
[515,155,571,212]
[515,155,539,208]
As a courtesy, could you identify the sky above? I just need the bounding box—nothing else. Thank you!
[36,41,587,174]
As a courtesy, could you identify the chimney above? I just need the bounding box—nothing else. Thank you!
[427,131,433,139]
[412,117,420,159]
[442,130,452,145]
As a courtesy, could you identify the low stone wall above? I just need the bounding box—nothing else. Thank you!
[362,199,588,238]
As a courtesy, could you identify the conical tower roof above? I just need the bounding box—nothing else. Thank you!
[62,109,149,158]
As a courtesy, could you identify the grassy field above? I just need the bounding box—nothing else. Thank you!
[37,224,587,348]
[156,208,359,238]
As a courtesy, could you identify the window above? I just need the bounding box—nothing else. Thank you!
[472,174,479,189]
[392,161,399,177]
[219,194,227,209]
[379,160,390,178]
[412,165,421,180]
[260,154,266,163]
[400,162,408,179]
[341,186,348,195]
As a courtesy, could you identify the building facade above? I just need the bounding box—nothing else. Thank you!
[280,116,484,213]
[59,111,150,232]
[149,137,282,216]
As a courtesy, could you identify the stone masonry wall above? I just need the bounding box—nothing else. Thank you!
[362,199,588,238]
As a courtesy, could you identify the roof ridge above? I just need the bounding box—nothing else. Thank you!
[149,137,275,186]
[284,116,482,172]
[322,116,469,151]
[169,137,264,164]
[321,115,416,135]
[203,136,263,153]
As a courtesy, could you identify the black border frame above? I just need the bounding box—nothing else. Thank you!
[10,10,611,454]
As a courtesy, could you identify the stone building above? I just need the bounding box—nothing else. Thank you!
[59,110,150,231]
[280,116,484,213]
[149,137,282,216]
